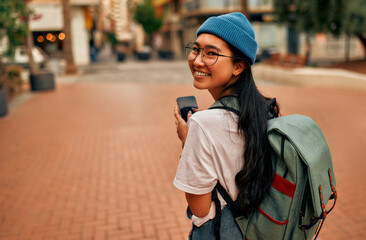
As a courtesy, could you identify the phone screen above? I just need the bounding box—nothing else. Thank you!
[176,96,198,122]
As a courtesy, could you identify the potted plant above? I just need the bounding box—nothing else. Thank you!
[158,50,174,60]
[137,45,152,61]
[115,42,127,62]
[2,0,55,92]
[133,0,163,60]
[0,0,30,116]
[26,1,55,91]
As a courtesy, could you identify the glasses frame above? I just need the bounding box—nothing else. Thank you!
[184,42,244,66]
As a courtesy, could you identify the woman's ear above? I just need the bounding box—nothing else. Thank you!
[233,61,245,76]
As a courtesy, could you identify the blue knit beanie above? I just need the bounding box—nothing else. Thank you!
[196,12,257,65]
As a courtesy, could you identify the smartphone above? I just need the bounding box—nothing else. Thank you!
[176,96,198,122]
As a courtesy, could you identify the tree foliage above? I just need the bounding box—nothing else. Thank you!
[0,0,32,58]
[343,0,366,58]
[274,0,343,35]
[134,0,163,35]
[343,0,366,35]
[274,0,366,57]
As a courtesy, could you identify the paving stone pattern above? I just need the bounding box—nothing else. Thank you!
[0,60,365,239]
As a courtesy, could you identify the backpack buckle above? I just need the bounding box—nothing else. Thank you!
[327,169,337,213]
[298,169,337,233]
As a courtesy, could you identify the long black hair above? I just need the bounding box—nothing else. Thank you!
[224,44,280,218]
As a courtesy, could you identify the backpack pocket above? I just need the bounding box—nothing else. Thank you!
[239,173,296,240]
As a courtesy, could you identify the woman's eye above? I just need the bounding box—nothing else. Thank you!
[207,51,218,56]
[192,47,199,53]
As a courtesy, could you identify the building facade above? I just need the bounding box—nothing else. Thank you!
[152,0,182,57]
[159,0,364,63]
[29,0,100,67]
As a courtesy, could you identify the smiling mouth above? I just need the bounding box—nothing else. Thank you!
[194,71,211,77]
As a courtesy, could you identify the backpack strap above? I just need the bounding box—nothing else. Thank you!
[211,181,241,240]
[209,96,239,240]
[209,95,278,119]
[211,186,221,240]
[209,95,240,114]
[215,182,240,218]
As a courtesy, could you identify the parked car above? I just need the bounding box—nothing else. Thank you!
[2,46,47,69]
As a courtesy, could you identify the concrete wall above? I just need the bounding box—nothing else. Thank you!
[309,34,364,62]
[29,3,63,31]
[71,7,90,65]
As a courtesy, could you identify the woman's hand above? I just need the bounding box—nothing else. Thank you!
[174,106,196,147]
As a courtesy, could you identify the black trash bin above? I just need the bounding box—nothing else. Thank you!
[30,71,55,91]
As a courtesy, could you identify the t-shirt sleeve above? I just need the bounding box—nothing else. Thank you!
[173,118,217,195]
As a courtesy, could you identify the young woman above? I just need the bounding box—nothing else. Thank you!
[173,12,279,239]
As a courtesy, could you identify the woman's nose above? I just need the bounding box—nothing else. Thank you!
[193,52,205,66]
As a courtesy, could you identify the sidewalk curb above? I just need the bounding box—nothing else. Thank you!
[7,91,34,115]
[253,63,366,89]
[55,72,84,84]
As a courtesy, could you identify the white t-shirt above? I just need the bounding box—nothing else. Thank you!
[173,109,245,227]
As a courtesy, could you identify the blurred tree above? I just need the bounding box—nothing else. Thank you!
[241,0,249,18]
[343,0,366,59]
[0,0,29,58]
[133,0,163,47]
[0,0,35,87]
[23,1,37,76]
[274,0,343,64]
[62,0,77,74]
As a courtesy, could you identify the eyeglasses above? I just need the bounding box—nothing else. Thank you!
[184,42,243,66]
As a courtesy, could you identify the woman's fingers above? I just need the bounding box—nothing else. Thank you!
[174,105,189,147]
[187,111,192,121]
[174,106,183,121]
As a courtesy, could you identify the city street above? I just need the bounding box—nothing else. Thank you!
[0,59,365,239]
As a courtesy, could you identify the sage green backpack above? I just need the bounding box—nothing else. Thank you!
[209,96,337,240]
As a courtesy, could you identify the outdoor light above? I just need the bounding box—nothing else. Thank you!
[46,33,53,41]
[37,35,44,43]
[50,35,57,42]
[58,32,65,40]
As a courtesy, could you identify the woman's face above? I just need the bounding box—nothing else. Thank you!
[188,33,243,100]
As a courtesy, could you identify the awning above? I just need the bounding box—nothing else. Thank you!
[153,0,170,7]
[71,0,99,6]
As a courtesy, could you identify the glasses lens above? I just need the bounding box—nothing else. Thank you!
[185,43,197,61]
[202,47,219,66]
[184,43,220,66]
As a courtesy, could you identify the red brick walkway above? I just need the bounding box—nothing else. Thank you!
[0,81,365,239]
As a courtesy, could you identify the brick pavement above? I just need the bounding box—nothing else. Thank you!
[0,60,366,239]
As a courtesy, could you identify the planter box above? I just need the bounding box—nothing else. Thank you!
[158,50,174,60]
[137,52,151,61]
[30,71,55,91]
[117,52,126,62]
[0,89,8,117]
